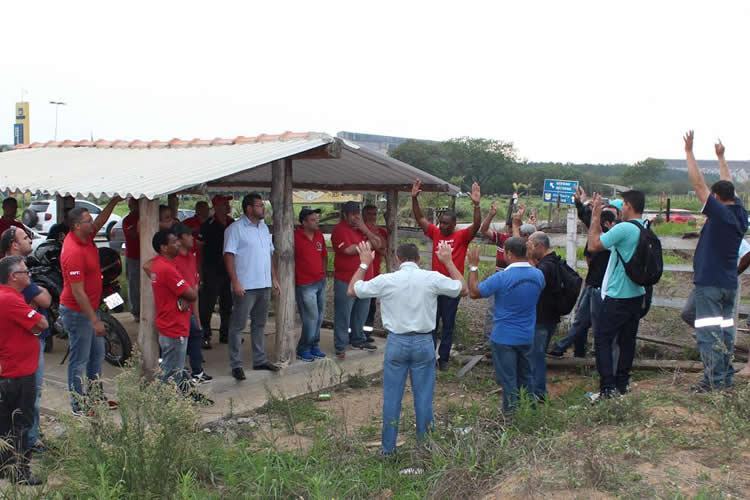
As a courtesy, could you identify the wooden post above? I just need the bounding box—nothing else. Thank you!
[385,190,399,272]
[271,159,297,365]
[168,193,178,219]
[55,195,74,227]
[666,198,671,222]
[137,198,160,379]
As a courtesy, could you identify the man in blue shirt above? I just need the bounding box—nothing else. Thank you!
[468,238,544,414]
[224,193,281,380]
[587,190,647,399]
[684,131,749,391]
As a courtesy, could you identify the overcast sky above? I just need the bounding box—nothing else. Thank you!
[2,0,749,164]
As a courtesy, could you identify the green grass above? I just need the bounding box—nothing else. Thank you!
[652,221,699,237]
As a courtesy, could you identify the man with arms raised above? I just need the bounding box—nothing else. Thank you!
[683,131,748,390]
[412,179,481,370]
[349,241,466,455]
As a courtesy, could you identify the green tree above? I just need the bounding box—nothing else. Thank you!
[622,158,667,188]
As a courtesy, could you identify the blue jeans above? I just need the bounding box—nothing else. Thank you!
[694,285,737,389]
[296,279,326,354]
[432,295,461,363]
[531,322,557,398]
[490,341,533,413]
[553,286,601,357]
[187,316,204,375]
[333,279,369,353]
[382,333,436,454]
[158,335,188,386]
[61,305,105,412]
[25,337,45,449]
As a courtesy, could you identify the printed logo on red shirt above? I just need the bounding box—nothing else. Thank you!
[27,310,36,319]
[176,279,185,287]
[315,242,323,251]
[69,271,81,276]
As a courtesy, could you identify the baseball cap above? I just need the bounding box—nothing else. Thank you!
[299,208,322,224]
[520,223,537,236]
[341,201,361,214]
[608,199,624,211]
[211,195,233,206]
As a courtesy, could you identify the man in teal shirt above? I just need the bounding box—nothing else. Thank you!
[587,190,646,399]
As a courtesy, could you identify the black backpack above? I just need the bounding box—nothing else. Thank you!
[616,220,663,287]
[556,259,583,316]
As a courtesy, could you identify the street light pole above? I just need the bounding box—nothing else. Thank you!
[49,101,67,141]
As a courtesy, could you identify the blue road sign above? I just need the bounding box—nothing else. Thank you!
[13,124,24,145]
[542,179,578,205]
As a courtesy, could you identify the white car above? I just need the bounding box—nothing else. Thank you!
[22,199,122,238]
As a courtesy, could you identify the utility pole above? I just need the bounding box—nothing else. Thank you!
[49,101,66,141]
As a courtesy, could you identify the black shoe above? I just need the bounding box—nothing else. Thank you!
[690,382,714,394]
[14,470,43,486]
[352,342,377,352]
[437,360,449,371]
[192,371,213,384]
[31,442,48,454]
[232,367,246,380]
[365,336,375,343]
[616,385,630,396]
[253,362,281,372]
[599,388,617,400]
[547,349,564,359]
[202,339,212,350]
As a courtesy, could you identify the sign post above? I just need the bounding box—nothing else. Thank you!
[14,102,30,145]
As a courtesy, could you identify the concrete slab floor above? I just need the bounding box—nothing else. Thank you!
[40,313,385,424]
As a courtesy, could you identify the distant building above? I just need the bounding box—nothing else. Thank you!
[337,131,435,155]
[661,158,750,183]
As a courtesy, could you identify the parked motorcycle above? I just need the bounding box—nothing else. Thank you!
[27,240,132,367]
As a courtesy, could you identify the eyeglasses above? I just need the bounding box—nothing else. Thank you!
[12,270,30,276]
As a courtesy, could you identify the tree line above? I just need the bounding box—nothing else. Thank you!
[391,137,719,196]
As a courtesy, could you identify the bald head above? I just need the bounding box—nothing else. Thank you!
[527,231,551,261]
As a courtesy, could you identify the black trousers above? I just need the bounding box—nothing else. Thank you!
[0,375,36,469]
[594,296,642,393]
[199,272,233,341]
[365,299,377,328]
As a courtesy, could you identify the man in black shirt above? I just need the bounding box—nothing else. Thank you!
[549,190,619,358]
[527,231,562,400]
[198,195,234,349]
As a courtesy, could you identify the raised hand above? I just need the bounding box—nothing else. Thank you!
[575,186,588,204]
[591,192,604,215]
[467,246,481,267]
[715,139,725,158]
[356,241,375,266]
[436,240,454,265]
[683,130,695,153]
[513,204,526,225]
[411,179,423,198]
[470,182,481,205]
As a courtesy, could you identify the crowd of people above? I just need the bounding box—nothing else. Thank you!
[0,131,749,477]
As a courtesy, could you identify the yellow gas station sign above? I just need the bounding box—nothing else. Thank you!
[14,102,30,145]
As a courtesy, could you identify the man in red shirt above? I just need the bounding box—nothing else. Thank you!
[362,204,389,340]
[59,198,121,413]
[412,179,481,370]
[331,202,384,359]
[294,208,328,362]
[149,229,198,388]
[0,255,49,486]
[122,197,141,322]
[172,224,212,383]
[182,201,210,235]
[0,197,28,237]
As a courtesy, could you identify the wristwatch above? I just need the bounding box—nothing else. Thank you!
[359,263,369,270]
[469,266,479,272]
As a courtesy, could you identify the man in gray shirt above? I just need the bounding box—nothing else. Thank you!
[349,241,466,455]
[224,193,280,380]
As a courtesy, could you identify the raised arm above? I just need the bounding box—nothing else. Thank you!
[468,182,482,237]
[436,241,467,296]
[479,201,498,238]
[511,204,525,238]
[93,196,122,234]
[587,194,605,253]
[411,180,431,232]
[467,246,482,299]
[684,131,710,204]
[715,139,731,182]
[575,187,593,228]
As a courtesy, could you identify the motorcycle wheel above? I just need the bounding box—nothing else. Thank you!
[101,312,132,367]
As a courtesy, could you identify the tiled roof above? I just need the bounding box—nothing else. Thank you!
[13,131,320,150]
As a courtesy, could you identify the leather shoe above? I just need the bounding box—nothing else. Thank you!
[232,367,246,380]
[253,362,281,372]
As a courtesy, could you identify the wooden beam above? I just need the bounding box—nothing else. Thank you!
[208,182,453,193]
[168,193,179,219]
[271,159,297,365]
[55,195,74,227]
[137,198,160,379]
[385,190,398,272]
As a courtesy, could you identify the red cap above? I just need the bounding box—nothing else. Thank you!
[211,195,233,206]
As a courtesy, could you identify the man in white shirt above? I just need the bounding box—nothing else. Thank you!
[348,241,467,455]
